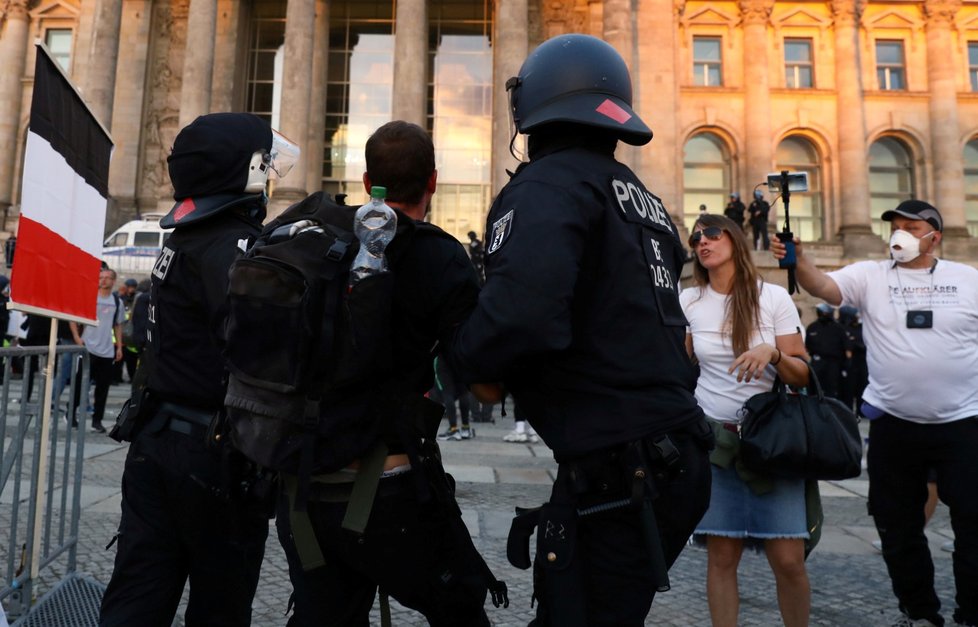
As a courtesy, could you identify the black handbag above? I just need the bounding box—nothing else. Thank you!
[737,362,862,481]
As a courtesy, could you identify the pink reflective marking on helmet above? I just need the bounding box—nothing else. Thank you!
[595,99,632,124]
[173,199,196,222]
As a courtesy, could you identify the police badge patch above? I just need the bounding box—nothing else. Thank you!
[487,209,514,255]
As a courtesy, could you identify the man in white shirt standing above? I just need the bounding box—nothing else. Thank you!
[773,200,978,627]
[69,267,125,433]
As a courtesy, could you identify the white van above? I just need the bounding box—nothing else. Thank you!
[102,213,169,275]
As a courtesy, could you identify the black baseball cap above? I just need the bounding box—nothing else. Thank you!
[881,200,943,232]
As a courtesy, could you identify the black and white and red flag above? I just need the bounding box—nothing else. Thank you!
[10,43,113,324]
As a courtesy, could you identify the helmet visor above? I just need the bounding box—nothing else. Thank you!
[268,130,301,179]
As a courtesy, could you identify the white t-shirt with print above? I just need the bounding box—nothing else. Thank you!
[680,282,802,423]
[829,259,978,423]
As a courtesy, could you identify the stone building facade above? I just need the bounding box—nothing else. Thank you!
[2,0,978,260]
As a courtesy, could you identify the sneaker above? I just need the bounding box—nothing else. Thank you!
[503,430,528,443]
[528,433,540,444]
[91,423,106,434]
[941,540,954,553]
[459,426,474,440]
[437,428,462,442]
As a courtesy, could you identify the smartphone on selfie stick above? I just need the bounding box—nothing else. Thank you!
[767,171,809,294]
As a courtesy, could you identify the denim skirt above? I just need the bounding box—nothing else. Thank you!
[695,463,809,539]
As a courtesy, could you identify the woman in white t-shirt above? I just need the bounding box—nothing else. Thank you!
[680,214,811,627]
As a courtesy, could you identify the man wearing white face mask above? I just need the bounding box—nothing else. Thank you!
[772,200,978,627]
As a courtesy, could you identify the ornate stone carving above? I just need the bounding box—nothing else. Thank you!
[674,0,686,19]
[738,0,773,26]
[540,0,590,36]
[830,0,866,27]
[923,0,960,27]
[139,0,186,203]
[1,0,31,26]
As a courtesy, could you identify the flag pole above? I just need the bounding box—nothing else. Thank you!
[29,317,58,582]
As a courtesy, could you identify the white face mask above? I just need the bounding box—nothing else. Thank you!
[889,229,935,263]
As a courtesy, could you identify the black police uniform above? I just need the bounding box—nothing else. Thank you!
[451,133,713,626]
[748,197,771,250]
[804,316,847,399]
[99,208,269,627]
[724,197,747,230]
[275,214,491,627]
[841,321,868,412]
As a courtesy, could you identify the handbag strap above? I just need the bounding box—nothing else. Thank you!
[769,359,824,400]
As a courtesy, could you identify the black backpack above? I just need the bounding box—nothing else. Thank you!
[224,191,425,479]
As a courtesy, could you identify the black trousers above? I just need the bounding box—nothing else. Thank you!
[99,423,268,627]
[532,424,713,627]
[277,473,491,627]
[868,414,978,626]
[811,356,843,400]
[751,222,769,250]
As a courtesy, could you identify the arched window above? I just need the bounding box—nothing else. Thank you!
[964,140,978,237]
[683,133,730,231]
[868,137,914,238]
[775,136,822,241]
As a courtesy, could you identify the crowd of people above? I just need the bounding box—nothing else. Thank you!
[5,31,975,627]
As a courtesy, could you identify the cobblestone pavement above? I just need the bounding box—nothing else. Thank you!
[2,381,963,626]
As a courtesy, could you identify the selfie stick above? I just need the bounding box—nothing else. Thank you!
[776,170,798,294]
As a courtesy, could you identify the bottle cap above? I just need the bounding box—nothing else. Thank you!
[370,186,386,199]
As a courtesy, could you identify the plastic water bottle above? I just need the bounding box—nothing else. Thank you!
[350,186,397,286]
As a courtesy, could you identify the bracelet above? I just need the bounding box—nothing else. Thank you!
[772,348,782,365]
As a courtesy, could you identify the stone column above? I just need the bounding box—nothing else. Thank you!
[924,0,975,257]
[392,0,427,127]
[604,0,638,170]
[272,0,316,210]
[83,0,123,128]
[306,0,330,193]
[107,0,154,225]
[178,0,218,129]
[0,1,30,214]
[491,0,528,198]
[634,0,682,221]
[832,0,878,256]
[740,0,774,209]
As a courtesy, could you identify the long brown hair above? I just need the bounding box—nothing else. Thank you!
[689,214,761,356]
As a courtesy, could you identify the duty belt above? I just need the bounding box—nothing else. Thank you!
[158,401,214,438]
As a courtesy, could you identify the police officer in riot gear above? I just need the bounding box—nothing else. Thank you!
[450,34,713,626]
[99,113,299,627]
[805,303,847,400]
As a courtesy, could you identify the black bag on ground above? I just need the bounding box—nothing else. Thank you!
[737,362,862,481]
[223,192,436,478]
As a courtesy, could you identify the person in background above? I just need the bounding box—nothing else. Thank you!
[748,189,770,251]
[681,213,811,627]
[724,193,746,231]
[772,199,978,627]
[805,303,847,400]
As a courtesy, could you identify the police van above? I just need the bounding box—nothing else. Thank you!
[102,213,169,275]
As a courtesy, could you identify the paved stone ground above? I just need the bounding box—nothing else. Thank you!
[1,380,964,626]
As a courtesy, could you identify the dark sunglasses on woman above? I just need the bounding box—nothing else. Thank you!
[688,226,724,247]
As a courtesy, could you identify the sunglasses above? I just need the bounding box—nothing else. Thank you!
[688,226,725,247]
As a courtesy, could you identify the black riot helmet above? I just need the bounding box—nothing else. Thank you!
[507,34,652,146]
[162,113,299,229]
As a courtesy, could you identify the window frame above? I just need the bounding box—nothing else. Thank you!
[969,42,978,92]
[44,28,73,74]
[783,38,814,89]
[875,39,906,91]
[692,36,723,87]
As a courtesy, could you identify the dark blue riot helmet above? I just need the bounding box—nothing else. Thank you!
[506,34,653,146]
[838,305,859,326]
[815,303,835,320]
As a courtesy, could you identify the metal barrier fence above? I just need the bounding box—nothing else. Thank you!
[0,345,90,621]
